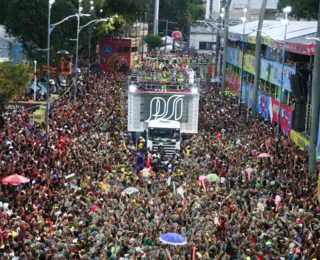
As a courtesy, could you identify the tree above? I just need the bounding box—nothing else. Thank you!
[144,34,162,50]
[4,0,148,66]
[0,62,32,103]
[159,0,205,37]
[277,0,320,20]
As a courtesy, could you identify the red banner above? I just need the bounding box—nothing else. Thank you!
[270,98,293,137]
[225,72,240,94]
[276,42,315,56]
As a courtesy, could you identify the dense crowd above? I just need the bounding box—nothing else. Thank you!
[0,63,320,260]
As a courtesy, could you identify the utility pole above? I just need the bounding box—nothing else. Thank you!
[309,1,320,173]
[221,0,232,92]
[252,0,267,119]
[153,0,159,34]
[214,0,226,79]
[239,8,247,115]
[164,19,169,52]
[88,27,92,69]
[142,13,147,61]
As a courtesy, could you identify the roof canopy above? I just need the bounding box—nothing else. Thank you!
[228,20,317,55]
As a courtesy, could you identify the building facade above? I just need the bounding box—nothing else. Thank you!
[189,25,217,54]
[204,0,278,20]
[222,20,320,157]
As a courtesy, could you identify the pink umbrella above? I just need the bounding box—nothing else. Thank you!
[199,176,206,192]
[257,153,271,159]
[275,195,281,212]
[245,168,253,181]
[90,205,99,212]
[2,174,30,185]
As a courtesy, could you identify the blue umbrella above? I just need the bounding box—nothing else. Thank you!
[159,233,187,245]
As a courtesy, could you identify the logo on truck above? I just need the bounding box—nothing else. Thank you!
[145,95,184,122]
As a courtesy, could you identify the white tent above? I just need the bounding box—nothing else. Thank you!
[159,42,181,52]
[161,36,174,44]
[0,25,17,62]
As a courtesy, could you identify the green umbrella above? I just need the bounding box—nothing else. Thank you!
[206,173,220,182]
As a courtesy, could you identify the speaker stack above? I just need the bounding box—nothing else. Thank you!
[290,75,306,131]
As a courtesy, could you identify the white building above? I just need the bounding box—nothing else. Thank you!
[189,25,217,54]
[204,0,278,20]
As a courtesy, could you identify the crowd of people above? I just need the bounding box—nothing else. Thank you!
[0,60,320,260]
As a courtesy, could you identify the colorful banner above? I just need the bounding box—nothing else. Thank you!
[259,59,295,92]
[243,54,255,75]
[290,130,310,151]
[270,98,293,137]
[276,42,316,56]
[257,92,271,121]
[33,110,45,124]
[227,47,296,92]
[50,94,59,101]
[225,72,240,94]
[226,48,239,67]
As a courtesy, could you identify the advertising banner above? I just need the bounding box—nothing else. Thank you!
[227,48,296,92]
[270,98,293,137]
[226,48,239,67]
[290,130,310,151]
[225,72,240,94]
[243,54,255,75]
[33,110,45,124]
[257,92,271,121]
[276,42,316,56]
[260,59,295,92]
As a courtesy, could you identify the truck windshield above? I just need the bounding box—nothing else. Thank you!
[149,128,179,141]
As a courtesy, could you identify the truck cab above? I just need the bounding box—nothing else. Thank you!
[146,120,180,157]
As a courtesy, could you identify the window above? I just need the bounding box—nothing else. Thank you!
[199,42,213,50]
[131,47,138,53]
[117,46,130,52]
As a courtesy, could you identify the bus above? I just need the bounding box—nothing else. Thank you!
[99,37,139,72]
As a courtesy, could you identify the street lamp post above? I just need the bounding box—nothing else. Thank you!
[239,8,247,115]
[275,6,291,152]
[33,60,37,101]
[74,15,117,104]
[219,8,225,86]
[45,0,90,148]
[46,0,55,149]
[74,0,82,105]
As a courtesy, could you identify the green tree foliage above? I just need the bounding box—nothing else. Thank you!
[144,34,162,50]
[0,62,32,102]
[159,0,205,37]
[277,0,320,20]
[4,0,147,66]
[0,0,9,24]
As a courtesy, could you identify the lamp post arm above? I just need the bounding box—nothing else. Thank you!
[49,14,78,34]
[79,16,117,33]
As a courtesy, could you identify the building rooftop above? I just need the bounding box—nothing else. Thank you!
[228,20,318,42]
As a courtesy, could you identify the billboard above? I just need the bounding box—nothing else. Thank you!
[128,92,199,133]
[226,47,296,92]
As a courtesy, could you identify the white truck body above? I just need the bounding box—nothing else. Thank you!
[146,120,181,154]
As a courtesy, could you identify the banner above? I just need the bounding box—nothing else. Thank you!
[227,47,296,92]
[260,59,295,92]
[270,98,293,137]
[225,72,240,94]
[276,42,316,56]
[243,54,255,75]
[290,130,310,151]
[257,92,271,121]
[33,110,45,124]
[226,48,239,67]
[50,94,59,101]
